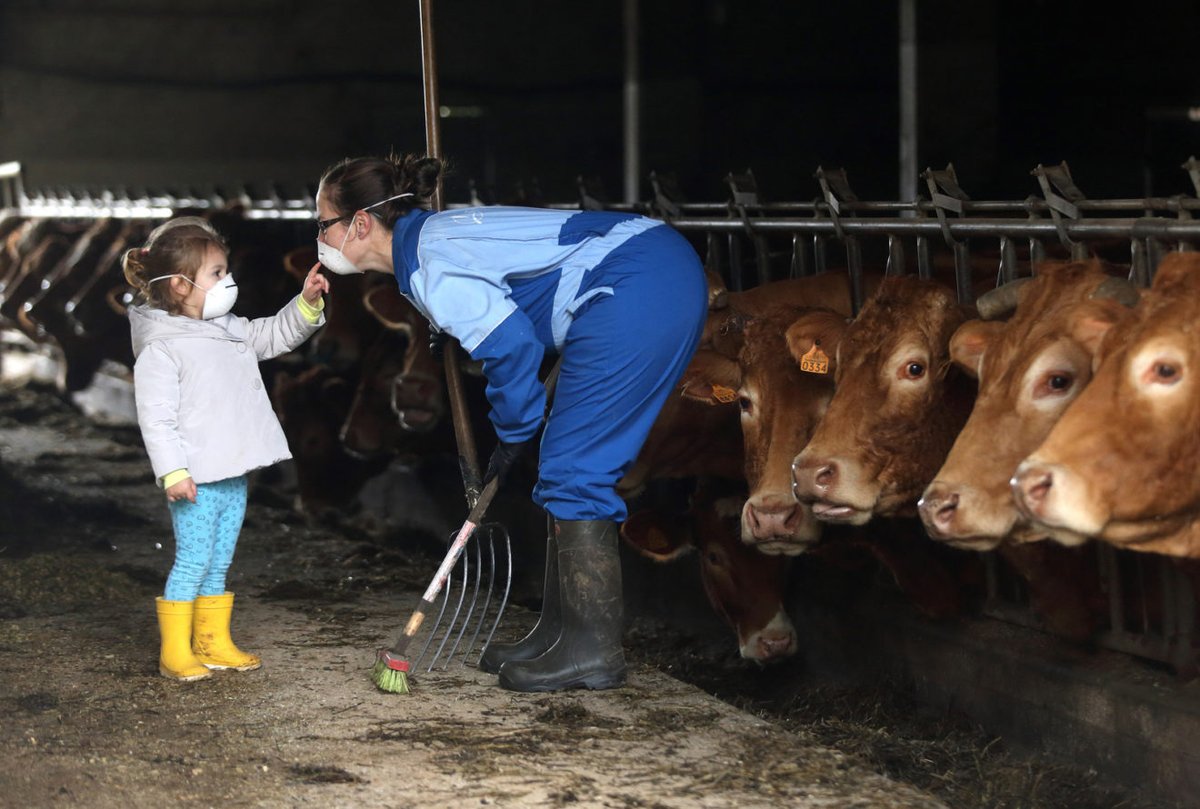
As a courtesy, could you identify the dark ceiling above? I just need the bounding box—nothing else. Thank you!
[0,0,1196,205]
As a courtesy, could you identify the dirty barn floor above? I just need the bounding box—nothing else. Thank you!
[0,381,1166,809]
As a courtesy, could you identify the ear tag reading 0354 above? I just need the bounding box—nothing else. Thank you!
[800,344,829,375]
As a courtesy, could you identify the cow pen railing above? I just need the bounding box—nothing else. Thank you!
[4,156,1200,676]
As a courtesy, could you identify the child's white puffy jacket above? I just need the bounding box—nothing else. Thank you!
[129,296,323,485]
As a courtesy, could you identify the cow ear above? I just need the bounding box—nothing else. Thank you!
[707,310,750,358]
[679,349,742,406]
[283,246,318,281]
[949,320,1003,378]
[363,285,416,337]
[785,310,848,373]
[620,510,693,561]
[1150,251,1200,296]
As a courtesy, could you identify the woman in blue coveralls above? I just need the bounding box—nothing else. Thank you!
[315,154,707,692]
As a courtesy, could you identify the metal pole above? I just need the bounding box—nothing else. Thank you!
[623,0,641,204]
[898,0,918,204]
[419,0,482,502]
[418,0,444,208]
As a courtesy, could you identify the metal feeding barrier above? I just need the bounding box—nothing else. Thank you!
[5,155,1200,674]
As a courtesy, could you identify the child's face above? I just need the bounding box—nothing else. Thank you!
[179,244,230,319]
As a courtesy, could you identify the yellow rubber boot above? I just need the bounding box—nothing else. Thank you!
[156,598,212,682]
[192,592,261,672]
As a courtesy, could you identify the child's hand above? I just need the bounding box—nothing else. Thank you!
[166,477,197,504]
[302,263,330,305]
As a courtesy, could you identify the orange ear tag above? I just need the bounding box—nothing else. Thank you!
[800,344,830,374]
[710,384,739,404]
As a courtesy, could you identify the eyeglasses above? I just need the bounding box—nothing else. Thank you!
[316,214,350,237]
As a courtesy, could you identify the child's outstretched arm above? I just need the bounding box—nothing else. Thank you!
[242,262,329,359]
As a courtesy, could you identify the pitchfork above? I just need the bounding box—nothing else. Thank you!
[394,356,562,678]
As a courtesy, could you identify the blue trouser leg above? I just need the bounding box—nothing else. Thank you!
[163,476,248,601]
[534,226,707,522]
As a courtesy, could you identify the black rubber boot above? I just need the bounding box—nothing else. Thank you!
[478,515,561,674]
[498,519,626,692]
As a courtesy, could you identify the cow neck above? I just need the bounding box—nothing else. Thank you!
[390,209,437,296]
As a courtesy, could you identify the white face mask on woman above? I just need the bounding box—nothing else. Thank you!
[317,192,414,276]
[149,273,239,320]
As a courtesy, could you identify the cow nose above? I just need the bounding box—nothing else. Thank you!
[814,463,838,488]
[918,484,959,534]
[1012,465,1053,515]
[757,632,797,659]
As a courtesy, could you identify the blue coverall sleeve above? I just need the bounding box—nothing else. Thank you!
[468,310,547,444]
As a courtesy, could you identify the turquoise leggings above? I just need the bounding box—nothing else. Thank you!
[163,476,248,601]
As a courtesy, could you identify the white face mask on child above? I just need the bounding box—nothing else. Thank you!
[149,274,239,320]
[317,192,414,276]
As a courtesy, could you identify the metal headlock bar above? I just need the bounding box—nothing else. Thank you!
[5,154,1200,673]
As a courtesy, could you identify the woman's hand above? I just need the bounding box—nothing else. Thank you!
[166,477,197,504]
[302,263,331,305]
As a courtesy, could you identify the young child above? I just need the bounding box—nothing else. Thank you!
[123,216,329,682]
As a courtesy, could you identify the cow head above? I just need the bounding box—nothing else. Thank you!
[683,305,842,554]
[340,284,445,457]
[1013,252,1200,556]
[621,486,797,662]
[792,276,974,525]
[920,261,1139,551]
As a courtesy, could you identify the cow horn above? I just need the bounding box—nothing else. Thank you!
[975,277,1032,320]
[1089,276,1140,308]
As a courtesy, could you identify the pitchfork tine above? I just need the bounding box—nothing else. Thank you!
[463,525,497,665]
[443,525,485,665]
[412,558,454,670]
[474,523,513,667]
[427,540,471,671]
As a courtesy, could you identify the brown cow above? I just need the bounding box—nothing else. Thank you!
[919,260,1140,550]
[915,261,1140,639]
[681,306,844,554]
[669,272,878,554]
[621,480,797,662]
[616,374,743,500]
[792,275,975,524]
[339,283,449,458]
[1013,252,1200,557]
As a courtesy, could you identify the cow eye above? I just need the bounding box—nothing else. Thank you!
[738,395,752,413]
[1150,362,1181,384]
[1034,370,1075,399]
[903,362,925,380]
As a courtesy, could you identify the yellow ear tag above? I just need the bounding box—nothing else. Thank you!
[800,344,829,374]
[710,384,739,404]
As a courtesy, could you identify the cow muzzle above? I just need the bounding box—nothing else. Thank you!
[740,494,820,553]
[390,372,445,433]
[1011,459,1106,543]
[739,610,797,663]
[918,481,1005,551]
[791,454,874,525]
